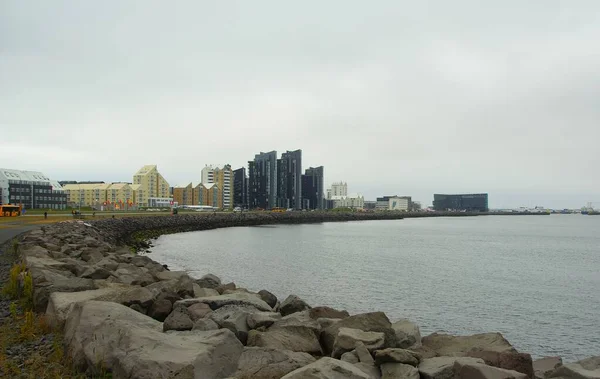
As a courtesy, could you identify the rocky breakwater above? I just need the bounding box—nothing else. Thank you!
[8,217,600,379]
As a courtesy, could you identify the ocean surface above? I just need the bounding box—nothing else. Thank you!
[149,215,600,361]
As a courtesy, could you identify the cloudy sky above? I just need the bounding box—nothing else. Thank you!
[1,1,599,208]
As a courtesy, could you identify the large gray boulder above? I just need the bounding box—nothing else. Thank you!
[453,360,528,379]
[281,357,372,379]
[308,306,350,320]
[80,266,112,280]
[148,298,172,322]
[234,347,316,379]
[548,356,600,379]
[533,357,562,379]
[354,362,382,378]
[96,257,119,271]
[422,332,533,378]
[332,327,385,358]
[80,249,104,263]
[392,319,422,348]
[45,283,151,328]
[272,311,322,334]
[247,323,323,355]
[342,351,360,364]
[193,285,219,298]
[46,286,120,328]
[33,273,97,312]
[467,350,534,378]
[355,341,375,364]
[208,304,259,344]
[163,305,194,332]
[258,289,278,309]
[176,292,272,312]
[419,356,485,379]
[196,273,222,289]
[381,363,419,379]
[112,264,155,286]
[63,300,243,379]
[279,295,311,316]
[321,312,397,355]
[216,282,236,294]
[374,348,420,366]
[187,302,212,321]
[247,311,282,329]
[192,318,219,331]
[422,332,516,355]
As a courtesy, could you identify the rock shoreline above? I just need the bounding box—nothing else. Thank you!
[2,213,598,379]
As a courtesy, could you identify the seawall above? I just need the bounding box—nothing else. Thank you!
[2,211,589,379]
[89,210,547,246]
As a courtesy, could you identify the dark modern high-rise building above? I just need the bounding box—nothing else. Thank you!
[233,167,247,209]
[301,166,324,210]
[276,149,302,209]
[433,193,489,212]
[248,151,277,209]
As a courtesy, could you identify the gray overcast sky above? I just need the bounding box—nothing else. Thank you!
[1,1,599,208]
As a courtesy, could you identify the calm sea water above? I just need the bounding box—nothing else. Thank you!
[150,215,600,361]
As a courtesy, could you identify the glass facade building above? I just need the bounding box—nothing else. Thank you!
[433,193,489,212]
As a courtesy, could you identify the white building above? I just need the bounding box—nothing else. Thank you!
[0,168,67,209]
[327,182,348,199]
[388,197,409,211]
[331,194,364,209]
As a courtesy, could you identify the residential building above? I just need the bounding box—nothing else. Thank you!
[233,168,248,209]
[173,183,195,206]
[331,194,365,209]
[277,149,302,209]
[63,183,109,208]
[197,183,222,208]
[107,183,135,210]
[201,165,233,210]
[0,168,67,209]
[433,193,489,212]
[301,166,324,210]
[248,151,277,209]
[327,182,348,199]
[133,165,171,207]
[130,184,141,205]
[376,195,412,211]
[63,182,137,209]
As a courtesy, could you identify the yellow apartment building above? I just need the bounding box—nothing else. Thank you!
[62,182,136,209]
[133,165,171,207]
[107,182,134,209]
[173,183,195,206]
[201,164,233,209]
[62,183,111,208]
[196,183,222,208]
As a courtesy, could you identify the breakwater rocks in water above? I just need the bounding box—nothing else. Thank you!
[4,215,598,379]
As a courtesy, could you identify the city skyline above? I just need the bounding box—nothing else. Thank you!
[2,2,599,209]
